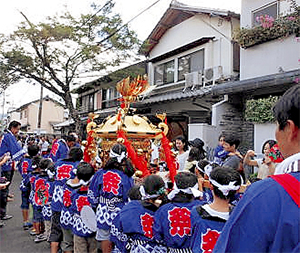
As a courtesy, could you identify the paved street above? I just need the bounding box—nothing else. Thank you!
[0,172,49,253]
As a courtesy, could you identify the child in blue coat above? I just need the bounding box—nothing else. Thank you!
[119,175,166,253]
[18,144,39,230]
[71,162,96,253]
[88,143,134,253]
[153,172,202,252]
[190,167,241,253]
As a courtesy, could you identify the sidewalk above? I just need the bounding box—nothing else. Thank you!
[0,171,49,253]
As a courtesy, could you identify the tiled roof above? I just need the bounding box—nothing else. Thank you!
[138,85,212,105]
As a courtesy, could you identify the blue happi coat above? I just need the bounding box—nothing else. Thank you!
[70,187,95,238]
[59,180,82,230]
[49,139,69,162]
[88,168,133,230]
[213,172,300,253]
[118,200,161,252]
[54,159,79,181]
[0,131,25,172]
[110,211,128,253]
[190,205,227,253]
[41,177,55,221]
[153,200,202,252]
[18,156,33,177]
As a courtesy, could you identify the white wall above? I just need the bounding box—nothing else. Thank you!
[149,14,239,83]
[240,0,300,80]
[188,123,218,149]
[254,123,277,154]
[240,36,300,80]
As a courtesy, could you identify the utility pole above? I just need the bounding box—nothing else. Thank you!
[37,84,43,130]
[37,67,45,133]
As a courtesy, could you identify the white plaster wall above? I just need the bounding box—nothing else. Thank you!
[240,0,300,80]
[254,123,277,154]
[241,34,300,80]
[149,15,238,79]
[188,123,218,149]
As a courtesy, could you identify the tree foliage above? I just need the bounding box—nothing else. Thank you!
[0,0,141,132]
[245,96,278,123]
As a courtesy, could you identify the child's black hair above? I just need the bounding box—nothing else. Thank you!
[175,172,198,189]
[143,174,165,196]
[127,185,142,201]
[28,144,39,158]
[39,158,54,176]
[77,162,95,182]
[68,147,83,162]
[104,143,134,177]
[66,135,76,143]
[31,156,42,172]
[196,160,210,177]
[210,167,241,200]
[187,147,201,162]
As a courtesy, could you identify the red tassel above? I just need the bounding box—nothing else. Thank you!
[117,130,150,177]
[161,133,177,183]
[84,129,94,164]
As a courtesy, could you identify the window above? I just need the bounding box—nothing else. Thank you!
[102,88,120,108]
[96,90,102,110]
[178,49,204,81]
[252,1,278,27]
[24,109,28,118]
[81,94,94,112]
[154,60,174,85]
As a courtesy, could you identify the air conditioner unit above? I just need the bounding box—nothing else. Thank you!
[203,66,223,86]
[183,71,202,92]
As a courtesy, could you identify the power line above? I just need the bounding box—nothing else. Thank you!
[96,0,163,45]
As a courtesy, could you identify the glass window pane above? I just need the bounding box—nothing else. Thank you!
[154,65,164,85]
[253,2,278,27]
[178,56,190,81]
[164,60,174,84]
[190,49,204,72]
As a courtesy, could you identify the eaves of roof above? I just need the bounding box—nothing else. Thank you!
[143,0,239,56]
[137,86,212,105]
[211,69,300,97]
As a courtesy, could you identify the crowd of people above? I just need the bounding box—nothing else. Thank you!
[0,84,299,253]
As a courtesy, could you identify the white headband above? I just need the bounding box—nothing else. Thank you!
[209,178,240,196]
[110,150,127,163]
[139,185,160,200]
[196,163,213,177]
[168,182,203,200]
[46,169,55,179]
[204,164,214,177]
[79,175,94,186]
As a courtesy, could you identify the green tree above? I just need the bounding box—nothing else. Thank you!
[0,0,140,132]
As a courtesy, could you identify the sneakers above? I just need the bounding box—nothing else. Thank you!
[1,214,13,220]
[30,229,37,236]
[23,222,33,230]
[34,233,47,243]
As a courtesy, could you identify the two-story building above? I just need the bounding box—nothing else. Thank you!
[73,61,146,123]
[136,0,241,148]
[8,96,66,134]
